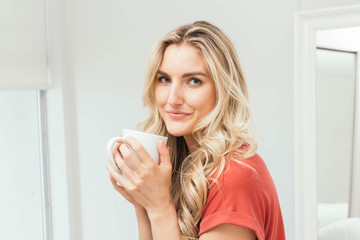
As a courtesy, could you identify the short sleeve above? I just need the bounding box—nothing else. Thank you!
[198,154,285,240]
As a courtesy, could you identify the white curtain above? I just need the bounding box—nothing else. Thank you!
[0,0,48,90]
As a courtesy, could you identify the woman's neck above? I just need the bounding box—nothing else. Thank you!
[183,134,198,154]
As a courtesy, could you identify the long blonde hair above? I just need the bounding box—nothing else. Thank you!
[141,21,258,239]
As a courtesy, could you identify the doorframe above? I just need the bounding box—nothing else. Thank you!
[294,5,360,240]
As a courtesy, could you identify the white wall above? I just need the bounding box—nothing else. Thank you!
[301,0,360,10]
[47,0,360,240]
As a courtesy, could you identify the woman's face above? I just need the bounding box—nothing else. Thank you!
[154,44,216,138]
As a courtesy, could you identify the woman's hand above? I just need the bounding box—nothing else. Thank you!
[108,138,156,240]
[108,171,142,207]
[106,137,173,214]
[107,137,142,207]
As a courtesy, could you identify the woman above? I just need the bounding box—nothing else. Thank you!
[106,21,285,240]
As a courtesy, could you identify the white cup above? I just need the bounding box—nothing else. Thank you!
[106,129,168,174]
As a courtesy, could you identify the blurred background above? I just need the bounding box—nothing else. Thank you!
[1,0,360,239]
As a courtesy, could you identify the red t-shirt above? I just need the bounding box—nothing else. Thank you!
[198,153,285,240]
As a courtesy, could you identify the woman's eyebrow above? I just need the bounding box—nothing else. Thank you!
[182,71,206,78]
[157,70,170,77]
[157,70,207,78]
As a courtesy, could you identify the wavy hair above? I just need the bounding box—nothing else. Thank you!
[141,21,258,239]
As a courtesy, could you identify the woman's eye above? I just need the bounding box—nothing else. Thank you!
[189,78,201,86]
[158,76,170,83]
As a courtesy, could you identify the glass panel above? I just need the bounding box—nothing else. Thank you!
[0,91,43,240]
[316,49,356,230]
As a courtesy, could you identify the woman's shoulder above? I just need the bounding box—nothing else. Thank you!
[222,153,269,185]
[209,151,277,198]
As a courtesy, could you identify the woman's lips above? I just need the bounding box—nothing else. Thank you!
[166,110,191,120]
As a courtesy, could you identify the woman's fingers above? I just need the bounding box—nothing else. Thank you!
[107,164,131,187]
[124,137,154,165]
[108,170,143,207]
[109,172,124,191]
[111,133,123,161]
[119,143,142,171]
[158,140,171,166]
[113,149,138,181]
[112,141,122,166]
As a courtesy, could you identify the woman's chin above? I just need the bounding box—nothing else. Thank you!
[167,131,184,137]
[166,128,190,137]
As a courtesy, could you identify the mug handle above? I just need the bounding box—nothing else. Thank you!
[106,136,125,173]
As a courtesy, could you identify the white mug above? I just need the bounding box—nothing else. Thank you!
[106,129,168,174]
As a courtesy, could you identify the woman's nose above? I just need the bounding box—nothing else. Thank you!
[168,83,183,106]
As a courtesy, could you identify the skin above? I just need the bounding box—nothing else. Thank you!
[107,44,256,240]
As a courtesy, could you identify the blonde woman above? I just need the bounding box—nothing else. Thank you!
[107,21,285,240]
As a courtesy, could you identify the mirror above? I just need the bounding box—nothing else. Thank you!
[316,28,360,239]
